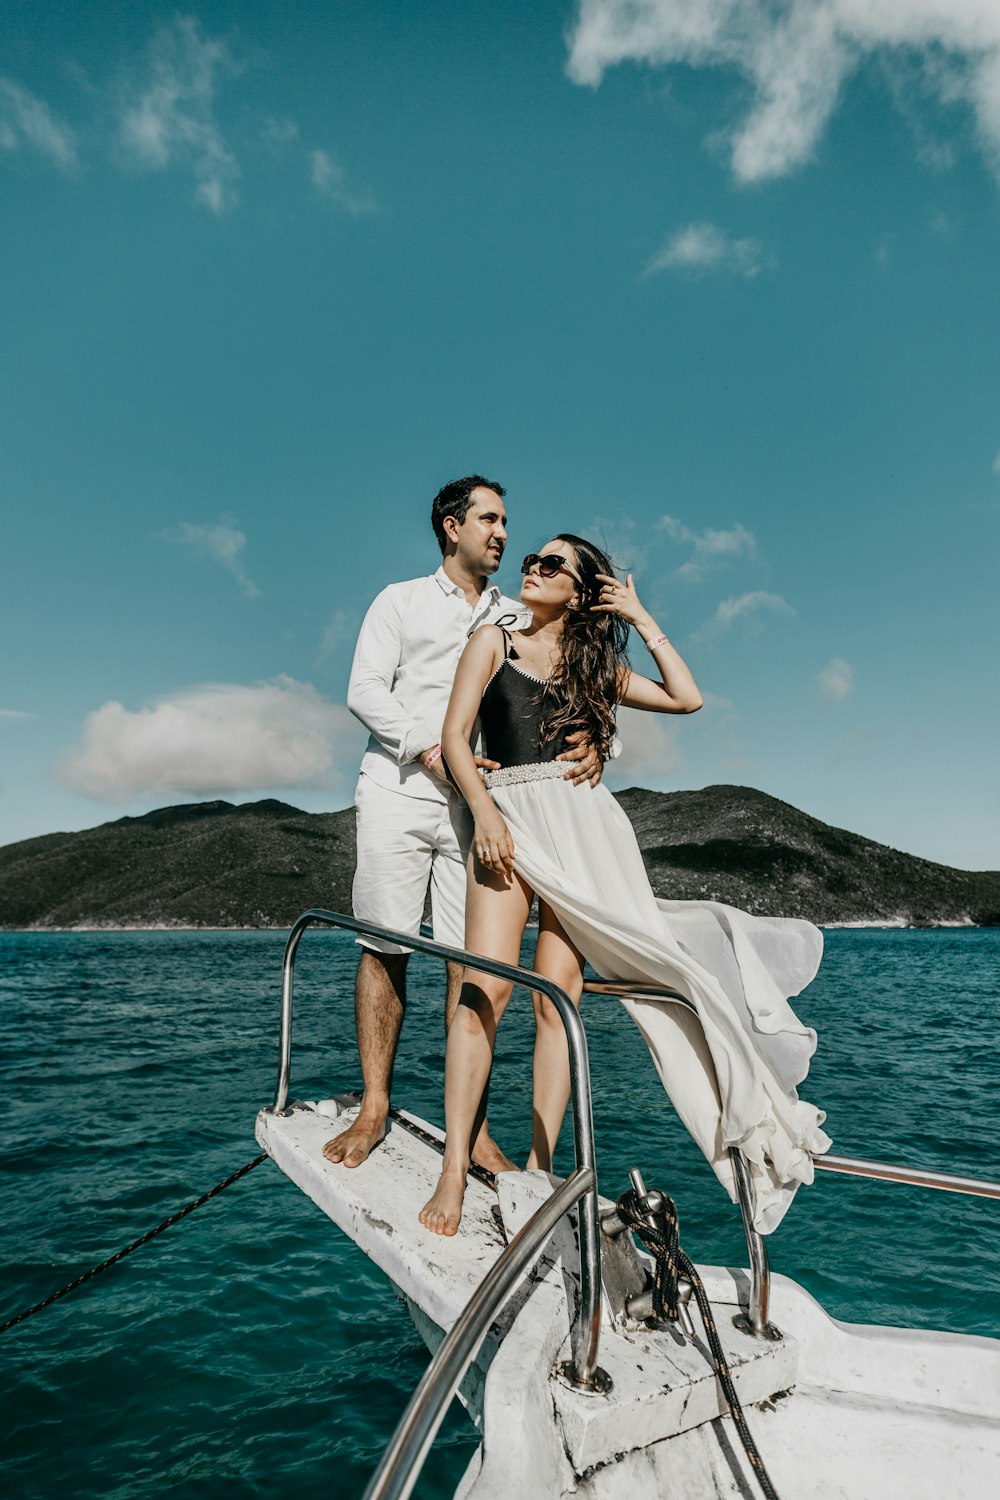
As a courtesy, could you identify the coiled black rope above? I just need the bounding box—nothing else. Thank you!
[616,1186,781,1500]
[0,1152,269,1336]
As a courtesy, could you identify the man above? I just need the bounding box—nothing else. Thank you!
[324,474,600,1171]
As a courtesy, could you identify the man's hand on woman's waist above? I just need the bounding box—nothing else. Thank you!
[558,731,602,788]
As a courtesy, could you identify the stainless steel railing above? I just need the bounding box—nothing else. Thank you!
[267,908,604,1388]
[813,1153,1000,1198]
[362,1168,596,1500]
[269,911,1000,1500]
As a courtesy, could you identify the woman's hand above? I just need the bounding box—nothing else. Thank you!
[474,808,515,877]
[591,573,656,636]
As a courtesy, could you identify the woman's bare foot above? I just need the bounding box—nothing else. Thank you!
[323,1109,386,1168]
[419,1168,468,1236]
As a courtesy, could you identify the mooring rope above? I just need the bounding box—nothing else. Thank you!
[615,1185,782,1500]
[0,1152,269,1336]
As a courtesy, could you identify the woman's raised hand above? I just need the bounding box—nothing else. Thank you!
[474,809,516,877]
[592,573,651,631]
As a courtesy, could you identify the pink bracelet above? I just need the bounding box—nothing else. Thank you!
[422,745,443,768]
[644,633,669,651]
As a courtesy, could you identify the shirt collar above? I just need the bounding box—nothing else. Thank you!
[433,565,501,605]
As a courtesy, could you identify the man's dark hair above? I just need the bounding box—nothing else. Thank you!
[431,475,506,555]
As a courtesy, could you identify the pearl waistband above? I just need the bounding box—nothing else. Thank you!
[482,761,566,790]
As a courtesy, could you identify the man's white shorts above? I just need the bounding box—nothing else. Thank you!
[352,773,473,955]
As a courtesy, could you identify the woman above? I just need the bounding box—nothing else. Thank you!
[419,535,829,1237]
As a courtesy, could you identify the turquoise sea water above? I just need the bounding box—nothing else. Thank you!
[2,927,999,1498]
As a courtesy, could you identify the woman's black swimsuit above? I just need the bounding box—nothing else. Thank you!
[478,630,575,767]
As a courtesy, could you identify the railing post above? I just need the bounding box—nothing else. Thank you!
[266,908,604,1387]
[273,914,313,1114]
[729,1147,772,1337]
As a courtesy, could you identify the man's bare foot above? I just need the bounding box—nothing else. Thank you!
[323,1112,386,1168]
[419,1168,467,1236]
[471,1132,518,1176]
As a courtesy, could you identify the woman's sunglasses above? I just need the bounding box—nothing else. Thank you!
[520,552,582,584]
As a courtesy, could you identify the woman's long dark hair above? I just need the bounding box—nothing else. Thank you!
[539,534,630,762]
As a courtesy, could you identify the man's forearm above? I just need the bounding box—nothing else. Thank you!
[347,673,439,764]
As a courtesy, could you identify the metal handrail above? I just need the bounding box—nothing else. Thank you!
[583,978,773,1334]
[362,1167,596,1500]
[813,1153,1000,1199]
[268,908,604,1387]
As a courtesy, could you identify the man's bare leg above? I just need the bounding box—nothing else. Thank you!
[445,961,517,1177]
[324,949,407,1168]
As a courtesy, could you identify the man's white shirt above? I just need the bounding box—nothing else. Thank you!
[348,566,528,803]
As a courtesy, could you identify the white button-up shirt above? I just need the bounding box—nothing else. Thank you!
[348,566,528,802]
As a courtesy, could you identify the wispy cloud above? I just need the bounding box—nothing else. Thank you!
[819,657,855,701]
[0,709,33,719]
[0,77,77,168]
[161,520,259,599]
[118,15,241,214]
[692,590,794,642]
[5,26,378,219]
[260,115,299,149]
[644,222,769,279]
[567,1,1000,184]
[581,514,646,574]
[992,450,1000,476]
[59,677,366,801]
[310,148,378,215]
[658,515,756,581]
[318,610,358,661]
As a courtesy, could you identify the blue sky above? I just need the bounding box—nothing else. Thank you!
[2,0,999,869]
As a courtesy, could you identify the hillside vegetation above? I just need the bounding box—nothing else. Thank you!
[1,787,996,929]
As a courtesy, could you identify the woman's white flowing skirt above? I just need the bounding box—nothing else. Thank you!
[491,775,832,1234]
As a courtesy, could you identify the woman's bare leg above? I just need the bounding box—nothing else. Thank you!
[526,902,585,1173]
[419,861,533,1235]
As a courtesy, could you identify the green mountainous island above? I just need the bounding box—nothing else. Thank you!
[1,786,997,930]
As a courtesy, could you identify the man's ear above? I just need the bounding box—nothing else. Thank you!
[441,514,461,548]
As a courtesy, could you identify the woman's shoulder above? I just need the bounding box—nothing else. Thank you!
[465,621,511,666]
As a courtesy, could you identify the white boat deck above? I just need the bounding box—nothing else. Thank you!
[257,1097,1000,1499]
[256,1096,505,1334]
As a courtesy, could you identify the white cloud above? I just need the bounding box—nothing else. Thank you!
[118,15,240,213]
[644,222,769,278]
[59,677,367,801]
[309,148,378,215]
[819,657,855,701]
[162,521,259,599]
[605,707,682,789]
[0,709,33,719]
[567,1,1000,183]
[658,514,756,580]
[692,589,794,641]
[0,77,77,167]
[992,449,1000,475]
